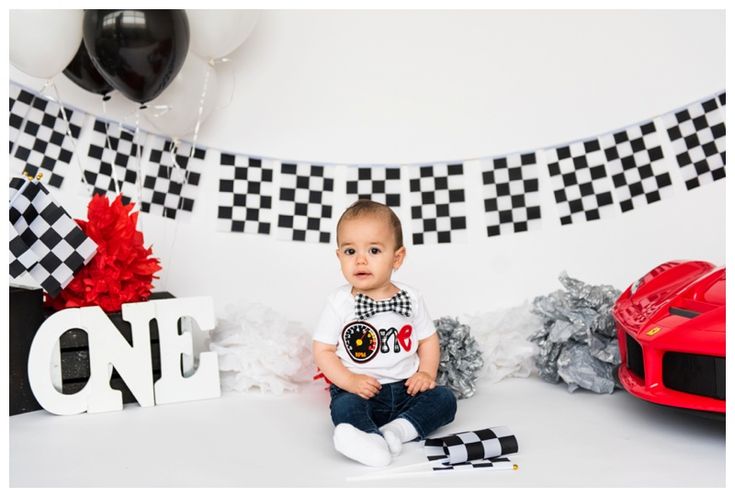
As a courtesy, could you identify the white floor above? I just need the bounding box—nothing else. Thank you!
[9,376,725,487]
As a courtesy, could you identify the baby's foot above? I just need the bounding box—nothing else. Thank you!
[381,429,403,455]
[333,423,391,467]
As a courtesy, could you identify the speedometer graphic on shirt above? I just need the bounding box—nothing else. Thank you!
[341,321,380,363]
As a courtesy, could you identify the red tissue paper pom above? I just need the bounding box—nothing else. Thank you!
[46,194,162,313]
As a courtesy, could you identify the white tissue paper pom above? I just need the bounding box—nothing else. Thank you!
[468,303,541,383]
[209,302,315,394]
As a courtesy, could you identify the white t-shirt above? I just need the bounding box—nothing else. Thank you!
[313,282,436,384]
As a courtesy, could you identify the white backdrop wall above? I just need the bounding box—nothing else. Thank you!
[9,10,726,330]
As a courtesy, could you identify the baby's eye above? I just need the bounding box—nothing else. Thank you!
[369,247,381,255]
[344,248,355,255]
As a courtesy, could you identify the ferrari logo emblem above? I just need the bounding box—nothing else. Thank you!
[646,327,661,336]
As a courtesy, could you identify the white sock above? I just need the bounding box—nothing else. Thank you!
[379,418,419,455]
[333,423,391,467]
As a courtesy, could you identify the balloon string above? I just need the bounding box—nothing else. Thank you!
[100,98,122,197]
[133,106,146,228]
[162,139,183,291]
[212,56,237,112]
[49,80,90,188]
[188,63,212,161]
[9,80,52,165]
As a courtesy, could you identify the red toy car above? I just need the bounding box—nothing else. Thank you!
[612,260,725,414]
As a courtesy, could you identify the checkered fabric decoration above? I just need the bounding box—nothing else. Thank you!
[354,290,412,320]
[84,119,146,204]
[599,121,673,212]
[141,137,206,220]
[661,96,726,190]
[345,166,402,207]
[480,153,542,237]
[431,457,515,472]
[545,140,616,225]
[9,178,97,297]
[277,162,335,243]
[408,163,467,244]
[9,83,87,189]
[217,153,275,234]
[424,426,518,467]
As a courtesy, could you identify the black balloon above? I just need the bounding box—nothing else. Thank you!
[63,41,114,96]
[83,10,189,104]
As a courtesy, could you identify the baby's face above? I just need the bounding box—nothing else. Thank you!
[336,215,405,295]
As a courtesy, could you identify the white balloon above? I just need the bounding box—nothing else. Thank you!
[9,10,83,80]
[142,53,219,139]
[187,10,260,60]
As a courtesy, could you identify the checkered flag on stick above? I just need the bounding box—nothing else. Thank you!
[347,426,519,481]
[9,176,97,297]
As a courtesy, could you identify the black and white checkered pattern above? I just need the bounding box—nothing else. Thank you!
[480,153,542,237]
[9,220,37,278]
[431,457,515,472]
[84,119,146,204]
[9,178,97,297]
[141,137,205,220]
[717,91,725,111]
[408,163,467,245]
[661,96,726,190]
[599,121,673,212]
[354,290,412,320]
[217,153,275,234]
[9,84,87,189]
[277,162,335,243]
[346,166,402,207]
[424,426,518,466]
[545,140,616,225]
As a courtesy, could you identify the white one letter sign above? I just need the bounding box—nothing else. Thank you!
[27,297,220,415]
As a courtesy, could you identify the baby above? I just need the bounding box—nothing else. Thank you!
[313,199,457,466]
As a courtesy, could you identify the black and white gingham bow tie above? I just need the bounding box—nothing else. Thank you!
[354,290,412,320]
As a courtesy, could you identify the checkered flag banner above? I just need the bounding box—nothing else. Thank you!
[9,177,97,297]
[345,165,402,208]
[277,162,335,243]
[9,83,88,189]
[141,136,206,220]
[545,139,617,225]
[217,153,275,234]
[598,121,674,213]
[354,289,412,320]
[480,153,542,237]
[408,163,467,244]
[83,118,147,204]
[660,94,726,190]
[424,426,519,467]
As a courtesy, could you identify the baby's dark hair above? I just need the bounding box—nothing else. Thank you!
[336,199,404,249]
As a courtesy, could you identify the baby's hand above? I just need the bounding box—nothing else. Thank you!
[405,371,436,396]
[347,374,382,399]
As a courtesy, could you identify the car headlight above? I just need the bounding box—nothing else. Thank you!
[630,278,643,295]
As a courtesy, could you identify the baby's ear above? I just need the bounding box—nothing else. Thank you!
[393,246,406,269]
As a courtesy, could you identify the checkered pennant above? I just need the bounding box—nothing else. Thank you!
[661,96,726,190]
[354,290,412,320]
[345,166,402,208]
[9,83,87,189]
[545,140,616,225]
[480,152,542,237]
[217,153,275,234]
[424,426,518,465]
[408,163,467,245]
[277,162,335,243]
[141,136,206,220]
[599,121,673,212]
[9,178,97,297]
[84,119,147,204]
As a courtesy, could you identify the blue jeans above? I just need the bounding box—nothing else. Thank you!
[329,381,457,440]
